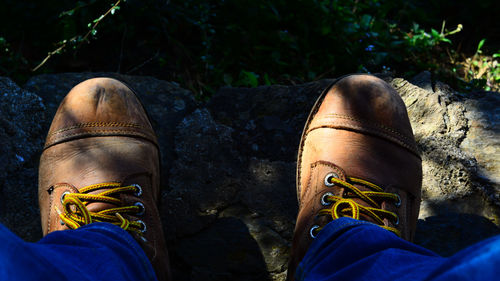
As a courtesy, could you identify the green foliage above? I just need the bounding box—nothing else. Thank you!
[0,36,28,80]
[235,71,260,88]
[404,23,459,48]
[0,0,498,95]
[32,0,124,71]
[160,0,442,93]
[460,39,500,91]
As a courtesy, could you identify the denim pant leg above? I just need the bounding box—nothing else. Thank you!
[296,217,500,281]
[0,222,157,281]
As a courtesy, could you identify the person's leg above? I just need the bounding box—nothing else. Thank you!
[31,77,170,280]
[287,74,423,280]
[296,218,500,280]
[0,222,156,280]
[286,74,500,280]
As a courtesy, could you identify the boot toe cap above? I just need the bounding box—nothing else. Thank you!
[45,77,157,148]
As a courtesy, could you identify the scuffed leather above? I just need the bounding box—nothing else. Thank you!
[287,75,422,280]
[38,78,171,281]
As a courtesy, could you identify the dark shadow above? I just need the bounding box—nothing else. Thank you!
[23,74,272,280]
[207,79,333,163]
[16,73,500,280]
[6,73,191,244]
[415,212,500,257]
[410,139,500,256]
[169,217,272,281]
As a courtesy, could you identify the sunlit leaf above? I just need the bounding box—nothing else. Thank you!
[431,28,439,38]
[238,70,259,87]
[441,38,452,44]
[477,39,486,52]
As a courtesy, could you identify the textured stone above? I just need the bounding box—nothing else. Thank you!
[390,78,479,201]
[460,93,500,196]
[208,81,332,162]
[0,77,45,241]
[0,72,496,280]
[165,108,295,279]
[387,75,500,254]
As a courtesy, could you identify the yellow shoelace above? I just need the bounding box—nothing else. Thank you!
[56,182,145,235]
[313,176,401,237]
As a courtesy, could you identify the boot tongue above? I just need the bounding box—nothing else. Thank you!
[85,187,122,213]
[86,201,118,213]
[347,183,381,224]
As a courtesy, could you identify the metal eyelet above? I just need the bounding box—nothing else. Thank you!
[309,225,320,239]
[60,191,70,204]
[134,202,145,216]
[132,184,143,197]
[137,220,147,233]
[324,172,339,187]
[394,193,401,207]
[394,215,400,226]
[321,192,334,206]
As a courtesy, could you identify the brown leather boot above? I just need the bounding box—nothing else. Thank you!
[286,74,422,280]
[38,78,171,280]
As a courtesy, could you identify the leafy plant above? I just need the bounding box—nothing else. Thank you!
[235,70,260,87]
[0,0,498,94]
[32,0,123,71]
[460,39,500,91]
[404,22,462,48]
[0,36,28,79]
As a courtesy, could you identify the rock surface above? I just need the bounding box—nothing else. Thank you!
[0,77,45,240]
[0,72,498,280]
[390,73,500,256]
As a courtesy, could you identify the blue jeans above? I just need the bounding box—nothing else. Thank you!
[0,222,157,280]
[296,217,500,280]
[1,219,500,280]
